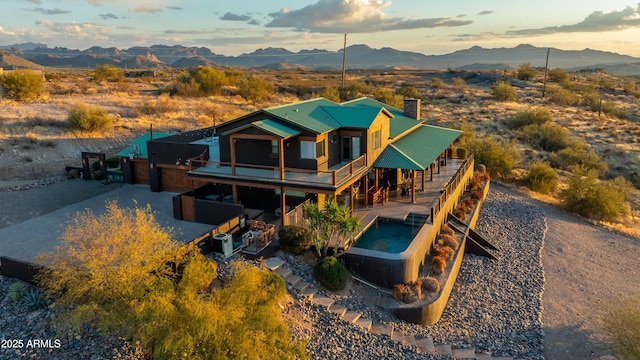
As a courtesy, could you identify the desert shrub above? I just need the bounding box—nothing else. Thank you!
[623,79,637,93]
[466,137,519,178]
[507,107,553,129]
[602,296,640,359]
[581,90,600,111]
[476,164,486,173]
[430,77,446,89]
[559,166,633,220]
[318,85,340,102]
[0,69,45,101]
[20,288,46,310]
[491,81,517,102]
[524,161,558,194]
[278,225,312,254]
[517,62,537,81]
[8,282,28,303]
[452,77,467,90]
[313,256,349,291]
[373,88,404,108]
[441,224,454,236]
[92,65,122,82]
[548,68,569,83]
[440,234,459,250]
[238,75,274,102]
[434,246,454,261]
[522,122,570,151]
[393,282,422,303]
[456,147,468,159]
[394,85,420,99]
[420,276,441,293]
[547,85,580,105]
[431,256,446,274]
[177,66,227,96]
[68,103,112,132]
[453,205,467,220]
[601,101,627,119]
[550,139,608,176]
[460,197,475,211]
[341,81,372,101]
[632,173,640,190]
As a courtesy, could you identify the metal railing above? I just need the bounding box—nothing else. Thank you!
[429,154,474,222]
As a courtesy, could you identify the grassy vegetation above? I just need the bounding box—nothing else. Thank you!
[602,296,640,359]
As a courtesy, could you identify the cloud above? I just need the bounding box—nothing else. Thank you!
[133,5,163,13]
[100,13,119,20]
[220,12,252,21]
[167,6,182,11]
[248,19,261,26]
[25,0,41,4]
[266,0,471,33]
[506,4,640,36]
[86,0,111,5]
[25,7,71,15]
[478,10,493,16]
[35,19,110,41]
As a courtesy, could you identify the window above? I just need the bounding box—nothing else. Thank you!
[372,129,381,150]
[300,139,325,159]
[300,141,315,159]
[315,139,325,158]
[271,140,279,155]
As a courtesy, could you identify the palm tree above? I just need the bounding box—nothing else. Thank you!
[303,197,361,258]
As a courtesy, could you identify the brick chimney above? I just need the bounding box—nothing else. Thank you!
[403,98,421,120]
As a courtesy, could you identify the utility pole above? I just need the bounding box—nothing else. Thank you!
[341,34,347,102]
[542,48,550,98]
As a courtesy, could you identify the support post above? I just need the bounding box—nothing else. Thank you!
[280,186,287,226]
[411,170,416,204]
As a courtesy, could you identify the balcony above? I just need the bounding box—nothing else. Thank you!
[187,154,368,190]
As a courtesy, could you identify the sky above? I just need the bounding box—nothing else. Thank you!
[1,0,640,57]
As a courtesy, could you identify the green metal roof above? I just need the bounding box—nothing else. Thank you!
[322,106,389,128]
[116,132,173,158]
[264,98,340,134]
[373,125,462,170]
[341,97,422,138]
[251,119,301,138]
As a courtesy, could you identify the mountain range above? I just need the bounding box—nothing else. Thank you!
[1,43,640,75]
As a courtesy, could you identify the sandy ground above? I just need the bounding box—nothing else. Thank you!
[0,179,638,359]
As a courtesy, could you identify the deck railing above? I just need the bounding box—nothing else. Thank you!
[188,154,367,187]
[429,154,474,222]
[284,199,311,227]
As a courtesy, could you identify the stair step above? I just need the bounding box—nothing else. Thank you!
[434,344,452,356]
[274,266,292,278]
[342,311,361,323]
[475,353,493,360]
[452,348,477,359]
[265,257,285,270]
[415,337,435,353]
[300,287,316,299]
[391,330,404,343]
[355,318,372,331]
[328,304,347,318]
[294,280,309,292]
[285,274,302,286]
[311,296,334,309]
[402,335,417,347]
[369,324,393,337]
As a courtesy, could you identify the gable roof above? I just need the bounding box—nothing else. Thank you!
[264,98,340,134]
[222,119,301,139]
[341,97,422,138]
[373,125,462,170]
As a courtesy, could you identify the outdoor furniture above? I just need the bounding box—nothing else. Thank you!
[241,220,275,254]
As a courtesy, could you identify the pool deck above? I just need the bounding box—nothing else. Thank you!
[353,158,463,230]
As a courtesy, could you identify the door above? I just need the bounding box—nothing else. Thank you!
[342,136,360,161]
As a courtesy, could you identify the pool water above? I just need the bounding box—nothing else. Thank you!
[353,217,419,253]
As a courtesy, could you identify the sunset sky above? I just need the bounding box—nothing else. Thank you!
[2,0,640,57]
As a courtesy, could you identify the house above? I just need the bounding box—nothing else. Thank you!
[117,97,463,226]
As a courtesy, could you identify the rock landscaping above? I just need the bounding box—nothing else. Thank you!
[0,186,546,359]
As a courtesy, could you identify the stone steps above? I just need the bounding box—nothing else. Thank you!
[265,257,523,360]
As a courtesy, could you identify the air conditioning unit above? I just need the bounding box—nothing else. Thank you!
[212,233,233,257]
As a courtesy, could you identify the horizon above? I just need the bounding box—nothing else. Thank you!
[1,1,640,57]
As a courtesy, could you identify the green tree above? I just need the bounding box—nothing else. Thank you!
[238,75,274,102]
[466,137,519,178]
[559,166,633,220]
[37,201,306,360]
[177,66,227,96]
[341,81,371,101]
[524,161,558,194]
[303,197,361,258]
[0,69,45,101]
[517,62,537,81]
[491,81,517,102]
[68,102,112,132]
